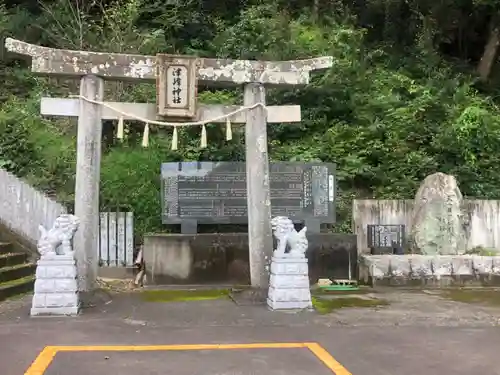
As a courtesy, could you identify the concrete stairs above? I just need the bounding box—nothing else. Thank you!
[0,242,35,302]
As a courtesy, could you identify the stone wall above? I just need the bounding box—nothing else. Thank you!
[359,254,500,287]
[353,199,500,254]
[0,168,67,257]
[143,233,357,285]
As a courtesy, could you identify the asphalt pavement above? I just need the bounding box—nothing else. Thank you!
[1,292,499,375]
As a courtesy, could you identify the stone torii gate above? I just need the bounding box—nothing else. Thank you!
[5,38,332,291]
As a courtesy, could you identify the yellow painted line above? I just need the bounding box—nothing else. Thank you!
[53,342,307,351]
[24,346,58,375]
[306,342,353,375]
[24,342,353,375]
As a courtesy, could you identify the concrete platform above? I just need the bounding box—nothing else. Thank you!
[0,292,500,375]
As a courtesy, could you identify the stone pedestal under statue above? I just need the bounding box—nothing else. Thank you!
[267,216,312,310]
[267,255,312,310]
[31,254,79,316]
[31,214,80,316]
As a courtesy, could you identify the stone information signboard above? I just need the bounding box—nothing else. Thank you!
[161,162,336,233]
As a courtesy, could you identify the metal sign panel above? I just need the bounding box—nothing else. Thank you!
[161,162,336,232]
[367,224,406,254]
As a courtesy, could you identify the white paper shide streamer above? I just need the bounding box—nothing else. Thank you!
[72,94,267,149]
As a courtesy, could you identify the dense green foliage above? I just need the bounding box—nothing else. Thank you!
[2,0,500,236]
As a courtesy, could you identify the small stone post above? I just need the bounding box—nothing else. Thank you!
[244,83,274,289]
[73,75,103,292]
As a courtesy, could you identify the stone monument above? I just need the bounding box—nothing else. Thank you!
[267,216,312,310]
[410,172,466,255]
[161,161,336,234]
[31,214,80,316]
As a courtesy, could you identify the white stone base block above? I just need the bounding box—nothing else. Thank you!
[31,305,79,316]
[30,254,80,316]
[267,255,312,310]
[267,299,312,310]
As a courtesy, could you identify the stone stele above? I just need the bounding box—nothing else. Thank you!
[410,172,466,255]
[267,216,312,310]
[31,214,80,316]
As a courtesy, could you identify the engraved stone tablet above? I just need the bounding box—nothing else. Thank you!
[161,162,336,232]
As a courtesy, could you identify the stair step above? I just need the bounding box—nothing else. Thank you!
[0,253,28,268]
[0,276,35,302]
[0,242,12,254]
[0,263,36,283]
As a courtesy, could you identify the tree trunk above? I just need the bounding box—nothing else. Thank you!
[312,0,320,22]
[477,16,500,81]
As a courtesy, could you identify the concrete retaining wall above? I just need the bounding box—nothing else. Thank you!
[143,233,357,285]
[353,199,500,254]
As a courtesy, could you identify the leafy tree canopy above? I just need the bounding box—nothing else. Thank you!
[2,0,500,235]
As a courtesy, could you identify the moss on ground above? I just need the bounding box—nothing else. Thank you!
[311,287,375,296]
[441,289,500,306]
[140,289,230,302]
[0,275,34,288]
[312,296,389,314]
[0,263,31,271]
[465,246,497,256]
[139,287,389,313]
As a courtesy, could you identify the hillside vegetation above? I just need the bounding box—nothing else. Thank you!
[1,0,500,237]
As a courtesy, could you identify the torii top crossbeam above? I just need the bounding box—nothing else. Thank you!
[5,38,333,86]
